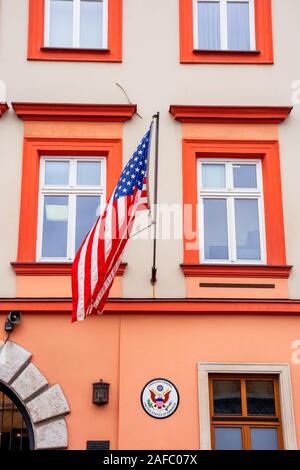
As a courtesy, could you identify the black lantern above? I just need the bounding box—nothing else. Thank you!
[92,380,110,406]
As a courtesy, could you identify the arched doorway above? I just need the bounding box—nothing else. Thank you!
[0,382,34,450]
[0,340,69,450]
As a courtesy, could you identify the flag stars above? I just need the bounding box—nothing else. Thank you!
[113,128,150,202]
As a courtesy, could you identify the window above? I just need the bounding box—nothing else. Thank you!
[44,0,108,49]
[28,0,122,62]
[37,157,106,261]
[194,0,255,51]
[198,160,265,264]
[209,375,283,450]
[198,363,297,450]
[179,0,273,64]
[0,385,33,450]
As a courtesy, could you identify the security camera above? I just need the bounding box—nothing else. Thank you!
[8,311,22,325]
[4,311,22,333]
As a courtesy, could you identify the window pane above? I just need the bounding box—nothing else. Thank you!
[80,0,103,48]
[233,164,257,189]
[215,427,243,450]
[45,161,69,185]
[250,428,278,450]
[197,1,221,50]
[235,199,261,260]
[49,0,73,48]
[77,161,101,186]
[227,1,251,51]
[75,196,100,252]
[202,164,226,189]
[246,381,276,415]
[42,196,68,258]
[204,199,229,260]
[213,380,242,415]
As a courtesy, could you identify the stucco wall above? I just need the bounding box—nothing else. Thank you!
[0,313,299,449]
[0,0,300,298]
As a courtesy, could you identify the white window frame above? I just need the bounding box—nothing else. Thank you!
[193,0,256,51]
[44,0,109,49]
[37,156,106,262]
[197,159,266,265]
[198,362,297,450]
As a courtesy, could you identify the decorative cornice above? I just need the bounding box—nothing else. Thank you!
[0,103,9,117]
[180,264,292,279]
[1,298,300,315]
[11,262,127,277]
[12,103,137,122]
[169,105,293,124]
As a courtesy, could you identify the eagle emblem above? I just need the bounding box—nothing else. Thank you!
[149,386,171,409]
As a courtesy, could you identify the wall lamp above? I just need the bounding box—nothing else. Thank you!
[92,380,110,406]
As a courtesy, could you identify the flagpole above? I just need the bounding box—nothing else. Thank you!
[150,112,160,294]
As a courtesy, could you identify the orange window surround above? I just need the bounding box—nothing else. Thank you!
[28,0,122,62]
[169,105,292,267]
[12,102,136,263]
[0,103,9,117]
[179,0,273,64]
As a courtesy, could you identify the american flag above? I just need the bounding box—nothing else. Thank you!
[72,127,152,322]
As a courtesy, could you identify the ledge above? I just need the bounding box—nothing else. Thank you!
[41,47,110,54]
[0,103,9,117]
[180,264,292,279]
[11,262,127,277]
[169,105,293,124]
[193,49,261,55]
[11,103,137,122]
[1,298,300,315]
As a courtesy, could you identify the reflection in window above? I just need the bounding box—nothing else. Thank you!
[39,157,105,261]
[0,389,31,450]
[195,0,255,51]
[215,427,243,450]
[46,0,107,49]
[213,380,242,415]
[210,375,282,450]
[246,381,276,415]
[199,160,264,263]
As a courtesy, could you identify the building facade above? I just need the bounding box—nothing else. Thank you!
[0,0,300,450]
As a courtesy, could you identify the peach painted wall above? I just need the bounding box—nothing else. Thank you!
[0,313,300,450]
[16,275,123,298]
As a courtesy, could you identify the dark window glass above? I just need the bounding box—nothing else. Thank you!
[0,391,30,450]
[246,381,276,415]
[213,380,242,415]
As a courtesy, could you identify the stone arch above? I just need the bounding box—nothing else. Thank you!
[0,340,70,450]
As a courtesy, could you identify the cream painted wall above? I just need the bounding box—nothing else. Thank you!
[0,0,300,298]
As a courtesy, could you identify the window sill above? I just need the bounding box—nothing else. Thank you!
[193,49,261,55]
[41,47,110,53]
[11,262,127,277]
[180,264,292,279]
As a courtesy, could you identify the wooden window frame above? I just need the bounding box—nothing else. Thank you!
[209,374,283,450]
[198,158,266,265]
[198,363,297,450]
[180,0,274,64]
[28,0,122,62]
[37,156,106,262]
